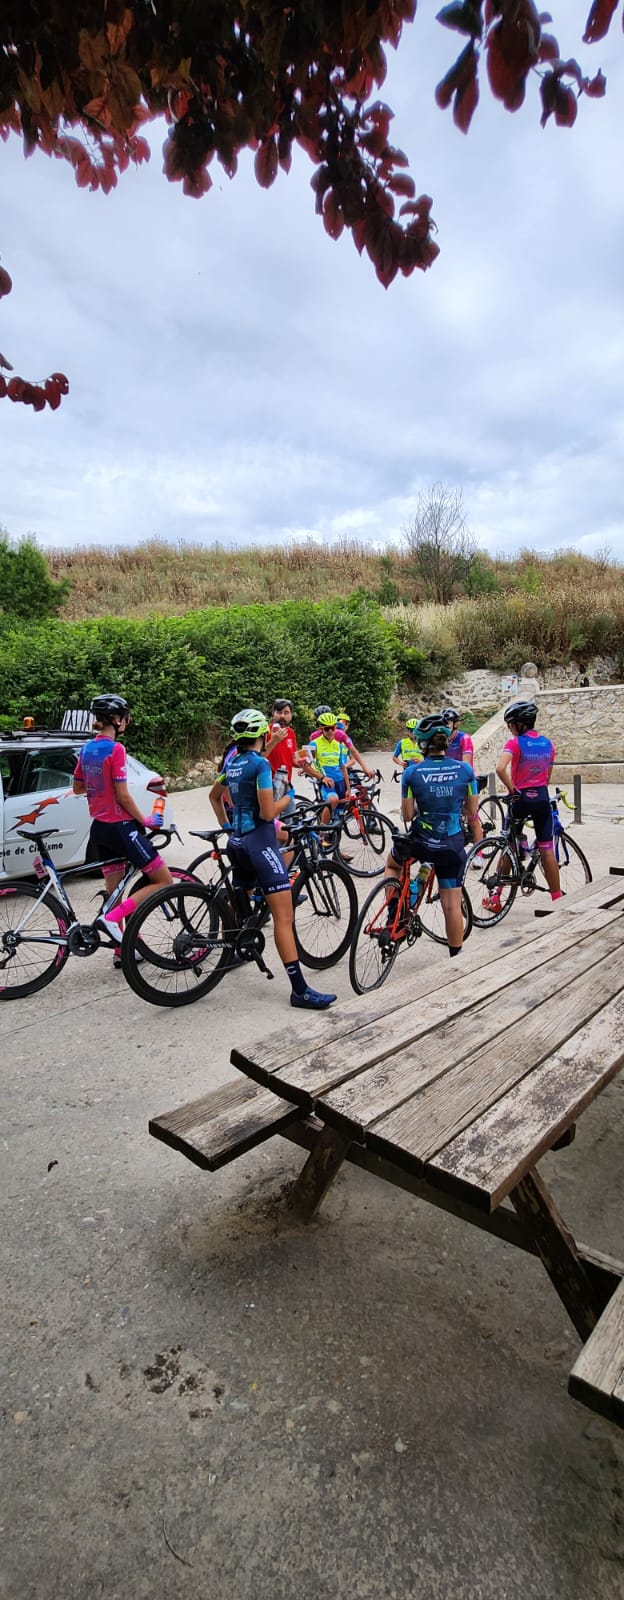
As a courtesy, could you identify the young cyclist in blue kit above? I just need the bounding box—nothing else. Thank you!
[382,714,480,956]
[209,708,337,1010]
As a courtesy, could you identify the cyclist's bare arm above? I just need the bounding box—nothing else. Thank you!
[402,793,415,827]
[209,778,229,825]
[349,742,374,779]
[258,787,293,824]
[72,777,86,795]
[496,750,513,793]
[113,779,146,827]
[465,792,480,841]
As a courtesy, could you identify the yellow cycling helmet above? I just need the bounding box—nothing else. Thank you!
[318,711,337,727]
[405,716,419,731]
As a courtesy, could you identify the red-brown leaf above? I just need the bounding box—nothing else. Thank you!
[323,190,345,240]
[254,137,278,189]
[582,0,618,44]
[454,61,479,131]
[584,69,607,96]
[0,265,13,298]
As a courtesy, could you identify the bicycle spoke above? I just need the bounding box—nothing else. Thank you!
[0,883,69,999]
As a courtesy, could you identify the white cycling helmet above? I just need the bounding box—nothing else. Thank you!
[230,708,270,738]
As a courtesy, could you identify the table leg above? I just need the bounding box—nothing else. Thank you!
[288,1123,352,1223]
[510,1168,602,1340]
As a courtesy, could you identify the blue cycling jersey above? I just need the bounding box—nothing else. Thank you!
[220,749,273,835]
[401,755,476,839]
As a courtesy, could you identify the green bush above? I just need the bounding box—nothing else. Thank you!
[0,597,395,766]
[0,531,69,619]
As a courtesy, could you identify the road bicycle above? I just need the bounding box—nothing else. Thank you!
[312,769,397,877]
[463,791,592,928]
[0,823,198,1000]
[120,809,358,1007]
[349,854,473,995]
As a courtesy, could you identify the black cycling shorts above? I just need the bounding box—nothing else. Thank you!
[89,818,163,874]
[509,788,553,847]
[390,828,466,889]
[227,823,291,897]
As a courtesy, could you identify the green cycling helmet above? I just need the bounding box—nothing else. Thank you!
[318,711,337,727]
[230,707,270,738]
[414,715,450,752]
[405,716,418,731]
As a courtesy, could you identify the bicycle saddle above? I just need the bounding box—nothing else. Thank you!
[15,827,60,840]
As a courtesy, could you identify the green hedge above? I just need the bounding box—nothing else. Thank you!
[0,597,395,767]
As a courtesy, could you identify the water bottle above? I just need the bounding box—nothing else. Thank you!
[518,833,529,859]
[146,793,166,827]
[409,878,420,908]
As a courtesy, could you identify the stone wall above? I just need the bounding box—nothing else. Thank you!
[432,655,619,715]
[472,684,624,780]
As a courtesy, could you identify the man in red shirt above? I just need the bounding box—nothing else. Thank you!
[265,697,299,817]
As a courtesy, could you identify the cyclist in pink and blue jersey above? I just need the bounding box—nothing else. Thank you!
[486,699,561,910]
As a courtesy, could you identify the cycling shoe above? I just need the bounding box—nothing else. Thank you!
[290,987,337,1010]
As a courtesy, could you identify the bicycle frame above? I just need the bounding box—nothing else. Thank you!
[5,825,179,947]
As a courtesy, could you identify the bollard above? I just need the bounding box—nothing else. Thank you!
[573,773,582,825]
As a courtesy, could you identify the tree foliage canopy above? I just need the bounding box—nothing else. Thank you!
[0,1,615,291]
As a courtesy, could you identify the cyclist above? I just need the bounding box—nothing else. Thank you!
[443,708,474,766]
[304,711,352,828]
[309,704,374,781]
[72,693,173,962]
[443,707,484,849]
[382,714,480,957]
[209,708,336,1010]
[483,699,561,912]
[392,716,423,772]
[265,697,299,820]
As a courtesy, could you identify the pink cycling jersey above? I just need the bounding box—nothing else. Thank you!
[74,735,133,823]
[504,730,555,791]
[309,727,353,749]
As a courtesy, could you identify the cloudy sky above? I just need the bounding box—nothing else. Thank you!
[1,2,623,559]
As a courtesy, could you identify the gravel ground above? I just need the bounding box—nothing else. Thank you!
[2,759,624,1600]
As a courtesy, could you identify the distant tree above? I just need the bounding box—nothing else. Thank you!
[402,484,475,604]
[0,531,70,619]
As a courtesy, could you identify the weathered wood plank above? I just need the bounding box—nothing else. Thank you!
[318,920,624,1141]
[230,903,621,1091]
[510,1170,600,1340]
[367,932,624,1171]
[426,991,624,1210]
[534,875,624,919]
[569,1279,624,1424]
[233,905,623,1112]
[149,1078,300,1171]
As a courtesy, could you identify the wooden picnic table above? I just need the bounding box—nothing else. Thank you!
[151,870,624,1425]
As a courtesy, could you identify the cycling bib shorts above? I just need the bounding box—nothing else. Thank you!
[89,818,164,875]
[391,827,466,889]
[227,822,291,897]
[509,787,554,849]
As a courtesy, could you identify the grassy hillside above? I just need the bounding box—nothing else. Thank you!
[45,541,624,652]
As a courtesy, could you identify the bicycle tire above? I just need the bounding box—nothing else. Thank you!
[349,878,404,995]
[185,849,224,889]
[463,835,519,928]
[292,859,358,970]
[0,880,70,999]
[477,794,506,835]
[417,875,473,946]
[337,810,396,878]
[551,829,592,896]
[121,882,234,1006]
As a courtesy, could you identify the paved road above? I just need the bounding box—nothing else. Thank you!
[2,760,624,1600]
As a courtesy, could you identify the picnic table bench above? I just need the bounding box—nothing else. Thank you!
[150,869,624,1427]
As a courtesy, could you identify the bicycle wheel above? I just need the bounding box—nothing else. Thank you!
[0,881,70,999]
[551,829,592,898]
[477,793,506,835]
[349,878,404,994]
[417,873,473,946]
[185,849,224,889]
[337,810,395,878]
[292,859,358,969]
[463,836,519,928]
[121,882,233,1006]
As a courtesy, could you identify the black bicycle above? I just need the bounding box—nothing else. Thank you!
[0,823,198,1000]
[463,791,592,928]
[120,810,358,1006]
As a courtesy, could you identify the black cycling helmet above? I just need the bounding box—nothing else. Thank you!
[504,699,537,731]
[90,694,130,725]
[442,707,460,724]
[414,715,450,753]
[314,703,331,722]
[272,698,293,712]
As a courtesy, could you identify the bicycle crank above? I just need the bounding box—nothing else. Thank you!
[67,923,102,956]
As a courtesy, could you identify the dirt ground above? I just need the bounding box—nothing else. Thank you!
[2,761,624,1600]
